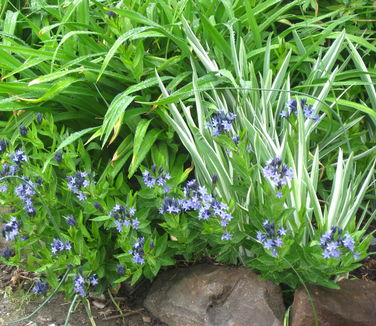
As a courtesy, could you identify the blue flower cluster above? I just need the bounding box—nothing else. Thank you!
[263,157,294,197]
[9,149,27,165]
[33,279,49,295]
[15,178,36,216]
[0,163,19,179]
[159,179,233,240]
[280,98,319,121]
[50,238,72,255]
[256,220,287,257]
[207,110,236,136]
[320,226,359,259]
[66,171,91,201]
[116,264,126,276]
[2,247,14,260]
[74,273,98,297]
[129,236,145,264]
[109,204,138,232]
[142,165,171,191]
[0,139,8,153]
[66,215,78,227]
[2,217,21,241]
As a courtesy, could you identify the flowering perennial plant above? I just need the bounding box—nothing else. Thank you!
[207,110,236,136]
[320,227,359,259]
[263,157,294,197]
[50,238,72,255]
[157,179,234,240]
[256,220,287,257]
[129,237,145,264]
[66,171,92,201]
[109,204,138,232]
[73,273,98,297]
[33,279,49,295]
[280,98,319,121]
[142,165,171,190]
[2,217,21,241]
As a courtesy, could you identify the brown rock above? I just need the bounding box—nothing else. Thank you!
[144,264,285,326]
[290,279,376,326]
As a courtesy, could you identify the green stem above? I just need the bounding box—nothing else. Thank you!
[64,294,79,326]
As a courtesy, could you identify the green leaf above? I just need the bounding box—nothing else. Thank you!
[91,215,112,222]
[128,129,162,178]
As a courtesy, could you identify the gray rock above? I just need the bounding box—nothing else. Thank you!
[290,279,376,326]
[144,264,285,326]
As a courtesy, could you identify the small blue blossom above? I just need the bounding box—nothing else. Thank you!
[107,10,117,17]
[93,201,104,212]
[88,274,98,286]
[207,110,236,136]
[263,157,294,196]
[257,220,286,257]
[129,237,145,264]
[66,216,78,227]
[74,274,86,297]
[54,151,62,164]
[319,227,358,259]
[0,139,8,153]
[51,238,71,255]
[116,264,126,276]
[2,247,14,260]
[33,279,48,295]
[159,197,181,214]
[232,136,240,147]
[19,126,27,137]
[10,149,27,165]
[281,98,319,121]
[36,112,43,124]
[15,178,36,216]
[2,217,21,241]
[110,204,137,232]
[66,171,92,201]
[221,231,233,241]
[142,166,171,189]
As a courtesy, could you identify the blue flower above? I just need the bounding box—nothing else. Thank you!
[142,166,171,189]
[36,113,43,124]
[257,220,286,256]
[54,151,62,164]
[159,197,181,214]
[33,279,48,295]
[88,274,98,286]
[2,247,14,260]
[263,157,294,196]
[221,231,233,241]
[51,238,71,254]
[0,139,8,153]
[110,204,137,232]
[2,217,21,241]
[74,274,86,297]
[66,171,92,201]
[281,98,319,121]
[116,264,126,276]
[129,237,145,265]
[319,227,358,259]
[66,216,78,227]
[10,149,27,165]
[207,110,236,136]
[93,201,104,212]
[19,126,27,137]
